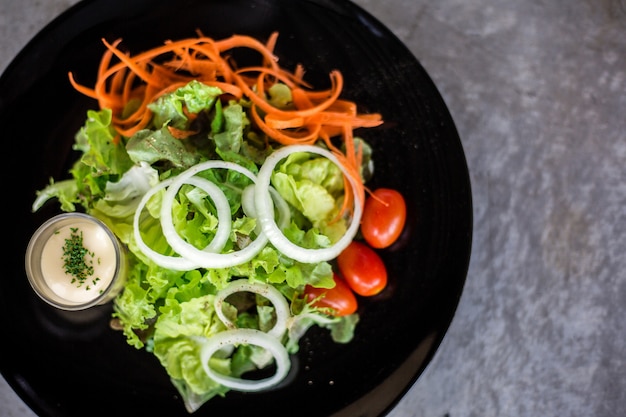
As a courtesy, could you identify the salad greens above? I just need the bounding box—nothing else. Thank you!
[33,79,366,412]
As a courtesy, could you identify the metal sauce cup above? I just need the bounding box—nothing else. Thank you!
[25,213,127,311]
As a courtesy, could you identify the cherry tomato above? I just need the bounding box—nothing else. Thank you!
[304,273,358,316]
[361,188,407,248]
[337,241,387,296]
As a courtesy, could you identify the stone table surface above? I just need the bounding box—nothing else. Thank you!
[1,0,624,416]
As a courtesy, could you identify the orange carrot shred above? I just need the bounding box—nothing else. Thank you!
[167,126,199,139]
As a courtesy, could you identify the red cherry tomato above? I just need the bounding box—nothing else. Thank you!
[304,273,358,316]
[361,188,407,248]
[337,241,387,296]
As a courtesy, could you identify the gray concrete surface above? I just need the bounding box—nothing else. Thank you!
[1,0,625,416]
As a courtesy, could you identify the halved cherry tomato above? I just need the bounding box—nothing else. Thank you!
[304,273,358,316]
[361,188,407,248]
[337,241,387,296]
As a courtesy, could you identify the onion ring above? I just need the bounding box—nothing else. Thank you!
[254,145,363,263]
[214,280,290,339]
[133,178,201,271]
[199,328,290,392]
[160,176,232,256]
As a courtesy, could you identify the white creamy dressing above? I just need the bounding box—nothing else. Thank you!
[40,220,118,303]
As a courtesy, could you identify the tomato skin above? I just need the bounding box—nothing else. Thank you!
[337,241,387,296]
[304,274,358,316]
[361,188,407,248]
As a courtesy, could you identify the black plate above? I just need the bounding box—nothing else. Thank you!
[0,0,472,416]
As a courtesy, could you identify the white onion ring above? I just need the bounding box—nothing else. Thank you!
[160,175,232,256]
[157,161,268,269]
[133,178,201,271]
[199,328,290,392]
[254,145,363,263]
[214,280,290,339]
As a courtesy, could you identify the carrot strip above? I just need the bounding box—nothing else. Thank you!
[168,126,199,139]
[251,105,320,145]
[68,72,97,99]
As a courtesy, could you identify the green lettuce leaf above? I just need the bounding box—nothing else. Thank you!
[152,295,227,397]
[148,80,222,130]
[73,108,134,177]
[32,178,78,212]
[126,127,203,169]
[212,102,249,153]
[92,162,160,219]
[270,151,348,241]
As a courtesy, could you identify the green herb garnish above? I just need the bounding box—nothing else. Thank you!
[61,227,95,289]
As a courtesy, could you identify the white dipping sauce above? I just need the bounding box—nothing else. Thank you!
[40,220,118,303]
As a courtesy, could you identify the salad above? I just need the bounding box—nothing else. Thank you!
[31,31,405,412]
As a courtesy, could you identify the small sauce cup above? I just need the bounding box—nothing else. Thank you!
[25,213,127,311]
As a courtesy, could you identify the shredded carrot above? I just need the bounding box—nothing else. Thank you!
[167,125,199,139]
[67,32,383,215]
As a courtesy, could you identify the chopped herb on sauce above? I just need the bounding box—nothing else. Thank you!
[61,227,95,289]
